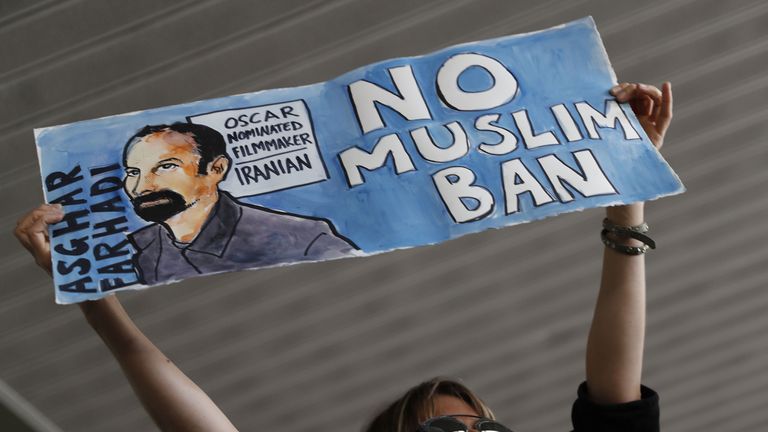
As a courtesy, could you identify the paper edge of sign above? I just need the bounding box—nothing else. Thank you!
[589,16,617,85]
[32,128,64,303]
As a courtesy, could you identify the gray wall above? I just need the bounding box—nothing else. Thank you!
[1,0,766,431]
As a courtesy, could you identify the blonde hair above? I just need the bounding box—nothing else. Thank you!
[363,377,495,432]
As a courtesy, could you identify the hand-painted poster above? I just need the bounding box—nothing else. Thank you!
[35,17,683,304]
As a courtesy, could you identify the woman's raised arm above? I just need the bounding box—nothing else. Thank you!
[584,82,672,404]
[14,204,238,431]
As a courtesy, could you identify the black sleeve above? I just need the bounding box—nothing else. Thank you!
[571,381,659,432]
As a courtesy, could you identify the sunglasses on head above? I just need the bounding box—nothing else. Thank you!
[418,414,514,432]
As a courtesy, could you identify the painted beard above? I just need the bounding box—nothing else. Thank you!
[131,190,190,223]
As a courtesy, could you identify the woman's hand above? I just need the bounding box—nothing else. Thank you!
[605,82,673,225]
[14,204,64,276]
[610,81,673,150]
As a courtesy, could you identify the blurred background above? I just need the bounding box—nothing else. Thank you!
[1,0,766,430]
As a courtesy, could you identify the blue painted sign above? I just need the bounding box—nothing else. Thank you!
[34,17,683,304]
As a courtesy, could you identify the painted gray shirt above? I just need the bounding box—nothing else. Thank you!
[128,192,357,285]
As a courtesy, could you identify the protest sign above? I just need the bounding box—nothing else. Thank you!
[34,17,684,304]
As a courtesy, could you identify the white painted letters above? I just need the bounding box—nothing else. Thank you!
[349,65,431,134]
[436,53,518,111]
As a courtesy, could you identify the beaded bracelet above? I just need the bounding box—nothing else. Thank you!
[600,218,656,255]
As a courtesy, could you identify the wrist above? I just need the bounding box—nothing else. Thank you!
[78,296,120,324]
[601,207,655,252]
[606,203,645,226]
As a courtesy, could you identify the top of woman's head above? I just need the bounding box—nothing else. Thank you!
[363,377,494,432]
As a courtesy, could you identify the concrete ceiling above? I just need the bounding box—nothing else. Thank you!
[1,0,766,431]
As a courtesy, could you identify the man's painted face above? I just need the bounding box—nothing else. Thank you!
[124,130,222,223]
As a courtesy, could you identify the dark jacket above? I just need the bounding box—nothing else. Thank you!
[128,192,357,285]
[571,382,660,432]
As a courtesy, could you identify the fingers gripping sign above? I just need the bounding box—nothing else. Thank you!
[14,204,65,275]
[610,82,673,149]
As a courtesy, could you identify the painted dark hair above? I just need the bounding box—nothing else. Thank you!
[363,377,495,432]
[123,122,230,175]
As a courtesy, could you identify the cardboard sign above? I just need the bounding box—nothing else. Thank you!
[34,17,683,304]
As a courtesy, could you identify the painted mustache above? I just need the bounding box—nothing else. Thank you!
[131,190,189,223]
